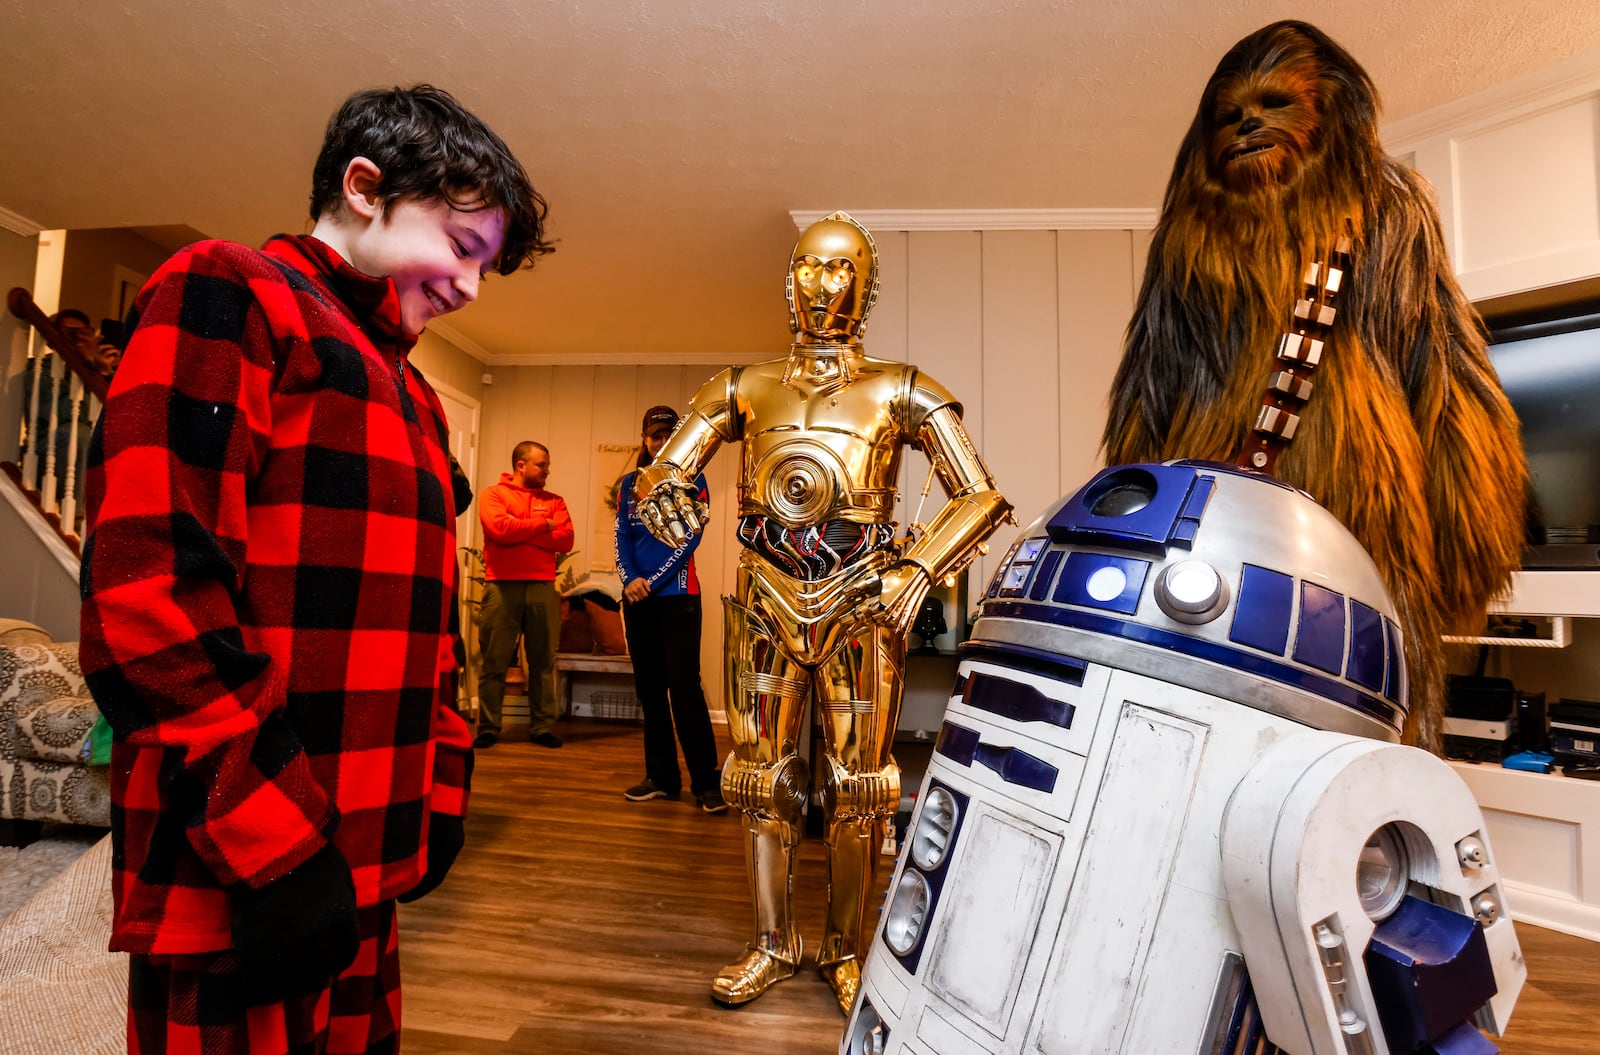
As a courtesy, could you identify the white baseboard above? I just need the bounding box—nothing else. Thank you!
[1503,880,1600,942]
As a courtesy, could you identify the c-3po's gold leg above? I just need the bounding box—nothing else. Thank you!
[713,753,810,1005]
[713,593,815,1008]
[816,754,901,1014]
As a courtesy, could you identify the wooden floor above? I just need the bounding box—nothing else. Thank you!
[397,718,1600,1054]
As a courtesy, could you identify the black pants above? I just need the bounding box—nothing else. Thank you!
[622,593,720,795]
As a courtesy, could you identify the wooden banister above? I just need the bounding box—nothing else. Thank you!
[7,287,110,402]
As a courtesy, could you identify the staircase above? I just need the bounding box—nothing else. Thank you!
[2,288,93,640]
[4,288,106,552]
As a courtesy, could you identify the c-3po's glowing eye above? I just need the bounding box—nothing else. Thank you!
[824,265,853,291]
[795,265,815,282]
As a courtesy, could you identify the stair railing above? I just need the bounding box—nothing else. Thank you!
[6,288,110,541]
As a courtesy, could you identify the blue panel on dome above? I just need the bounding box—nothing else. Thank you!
[1229,564,1294,656]
[1046,464,1216,554]
[984,600,1404,732]
[1294,582,1347,675]
[1054,552,1148,614]
[1028,549,1063,601]
[1347,600,1387,692]
[1384,617,1406,704]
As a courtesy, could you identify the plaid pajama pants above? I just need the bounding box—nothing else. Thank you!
[128,904,401,1055]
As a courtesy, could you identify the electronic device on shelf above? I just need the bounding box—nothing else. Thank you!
[1487,306,1600,570]
[1550,698,1600,765]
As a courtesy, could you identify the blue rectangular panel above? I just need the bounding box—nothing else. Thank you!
[935,722,979,766]
[1294,582,1347,675]
[974,742,1058,793]
[1384,617,1406,704]
[1028,549,1063,601]
[1346,599,1387,692]
[965,671,1075,729]
[1053,551,1148,614]
[1229,564,1294,655]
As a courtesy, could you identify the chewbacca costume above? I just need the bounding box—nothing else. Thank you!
[1103,21,1528,751]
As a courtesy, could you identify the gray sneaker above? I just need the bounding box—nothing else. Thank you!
[624,779,674,802]
[697,787,729,814]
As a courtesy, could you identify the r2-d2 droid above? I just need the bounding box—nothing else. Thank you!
[846,462,1524,1055]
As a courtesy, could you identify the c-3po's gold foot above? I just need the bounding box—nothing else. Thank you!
[819,957,861,1015]
[711,947,798,1007]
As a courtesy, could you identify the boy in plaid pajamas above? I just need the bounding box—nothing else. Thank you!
[80,85,551,1054]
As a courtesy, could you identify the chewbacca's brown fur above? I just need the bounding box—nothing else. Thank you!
[1103,21,1528,751]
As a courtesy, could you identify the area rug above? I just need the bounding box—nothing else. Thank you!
[0,829,101,923]
[0,832,126,1054]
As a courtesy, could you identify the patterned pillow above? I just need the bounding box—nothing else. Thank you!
[14,695,100,764]
[0,642,87,764]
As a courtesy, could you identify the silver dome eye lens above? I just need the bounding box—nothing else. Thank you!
[1357,824,1409,921]
[910,788,959,871]
[1154,559,1229,624]
[884,871,932,956]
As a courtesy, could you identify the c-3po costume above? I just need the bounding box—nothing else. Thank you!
[634,212,1012,1013]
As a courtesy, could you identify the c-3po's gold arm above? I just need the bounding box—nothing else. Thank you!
[902,402,1014,580]
[872,400,1013,631]
[635,366,743,546]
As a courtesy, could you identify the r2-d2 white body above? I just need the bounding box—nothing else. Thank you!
[846,463,1524,1055]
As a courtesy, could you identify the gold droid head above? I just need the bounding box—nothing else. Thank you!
[787,211,879,344]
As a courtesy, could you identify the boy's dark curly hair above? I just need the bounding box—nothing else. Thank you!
[310,84,553,274]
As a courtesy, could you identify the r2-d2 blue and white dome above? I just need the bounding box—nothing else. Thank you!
[846,462,1524,1055]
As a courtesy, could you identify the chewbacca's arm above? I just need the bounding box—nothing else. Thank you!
[1102,314,1170,466]
[1102,229,1239,466]
[1360,162,1529,631]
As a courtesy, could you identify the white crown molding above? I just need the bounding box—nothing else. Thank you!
[426,321,493,364]
[1385,44,1600,155]
[488,349,770,367]
[0,205,42,238]
[788,208,1159,232]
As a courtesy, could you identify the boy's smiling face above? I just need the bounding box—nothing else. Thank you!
[349,196,506,337]
[314,157,508,337]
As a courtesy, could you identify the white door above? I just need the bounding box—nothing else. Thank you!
[424,379,480,503]
[418,373,484,716]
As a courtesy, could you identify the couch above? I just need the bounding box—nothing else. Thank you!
[0,620,111,839]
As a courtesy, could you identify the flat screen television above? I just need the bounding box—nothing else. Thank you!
[1486,304,1600,569]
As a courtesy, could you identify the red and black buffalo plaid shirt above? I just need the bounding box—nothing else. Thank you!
[80,234,472,955]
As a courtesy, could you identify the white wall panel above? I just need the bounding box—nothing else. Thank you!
[1455,96,1600,280]
[548,365,597,575]
[1131,228,1155,292]
[587,365,638,578]
[906,231,985,596]
[980,230,1060,584]
[871,229,910,364]
[1058,230,1136,495]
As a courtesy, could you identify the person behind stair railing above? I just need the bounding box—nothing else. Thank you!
[88,317,125,380]
[23,308,96,501]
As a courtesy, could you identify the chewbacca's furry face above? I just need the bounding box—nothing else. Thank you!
[1207,55,1322,193]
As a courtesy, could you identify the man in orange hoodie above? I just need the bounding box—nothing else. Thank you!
[476,440,575,748]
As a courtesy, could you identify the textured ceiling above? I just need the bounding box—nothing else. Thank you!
[4,1,1598,361]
